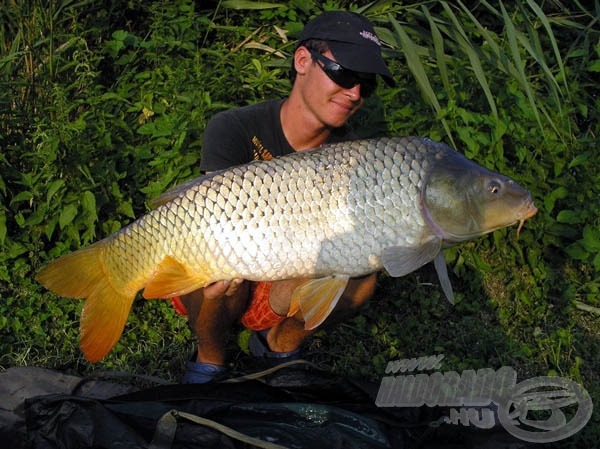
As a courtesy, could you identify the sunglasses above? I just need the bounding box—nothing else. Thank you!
[309,49,377,98]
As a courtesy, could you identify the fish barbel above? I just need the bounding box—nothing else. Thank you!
[37,137,537,362]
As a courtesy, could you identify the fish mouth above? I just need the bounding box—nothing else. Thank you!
[516,199,538,237]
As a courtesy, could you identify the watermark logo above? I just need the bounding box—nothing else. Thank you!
[359,30,381,46]
[376,355,593,443]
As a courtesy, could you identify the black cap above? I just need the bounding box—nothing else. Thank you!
[299,11,394,87]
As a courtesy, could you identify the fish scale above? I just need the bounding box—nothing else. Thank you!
[98,137,429,288]
[166,137,428,281]
[36,136,537,362]
[124,137,423,282]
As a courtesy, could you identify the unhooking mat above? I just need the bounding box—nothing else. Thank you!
[1,364,533,449]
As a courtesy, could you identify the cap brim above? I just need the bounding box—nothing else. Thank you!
[328,41,395,87]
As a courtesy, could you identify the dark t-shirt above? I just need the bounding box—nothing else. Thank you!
[200,99,355,172]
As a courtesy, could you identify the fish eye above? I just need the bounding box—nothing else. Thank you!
[488,180,502,195]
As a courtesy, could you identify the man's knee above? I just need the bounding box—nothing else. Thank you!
[343,273,377,309]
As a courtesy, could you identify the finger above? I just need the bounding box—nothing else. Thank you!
[223,278,244,296]
[203,280,232,300]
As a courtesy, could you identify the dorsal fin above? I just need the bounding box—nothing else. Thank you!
[149,177,205,209]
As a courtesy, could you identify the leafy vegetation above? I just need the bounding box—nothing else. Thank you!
[1,0,599,445]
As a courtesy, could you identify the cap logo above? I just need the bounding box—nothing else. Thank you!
[359,30,381,46]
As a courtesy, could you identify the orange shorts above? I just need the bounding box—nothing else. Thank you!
[241,281,287,331]
[170,281,286,331]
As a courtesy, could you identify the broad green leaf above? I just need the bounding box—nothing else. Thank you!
[544,186,568,213]
[137,121,172,137]
[59,204,78,229]
[111,30,130,41]
[44,218,58,241]
[373,26,398,48]
[556,210,583,224]
[569,151,592,168]
[10,191,34,205]
[582,225,600,252]
[565,242,588,260]
[46,179,65,204]
[5,241,28,259]
[118,201,136,219]
[14,212,25,227]
[589,60,600,72]
[81,191,97,215]
[24,208,46,226]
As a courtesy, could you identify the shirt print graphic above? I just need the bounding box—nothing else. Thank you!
[252,136,274,161]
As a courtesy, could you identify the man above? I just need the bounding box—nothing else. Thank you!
[176,11,395,383]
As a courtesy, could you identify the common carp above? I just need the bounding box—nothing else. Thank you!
[37,137,537,362]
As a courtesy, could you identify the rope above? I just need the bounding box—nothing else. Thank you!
[149,409,291,449]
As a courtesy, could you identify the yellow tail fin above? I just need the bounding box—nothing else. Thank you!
[36,242,135,362]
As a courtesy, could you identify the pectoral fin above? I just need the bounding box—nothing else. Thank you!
[382,238,442,277]
[434,251,455,304]
[143,255,211,298]
[289,275,350,330]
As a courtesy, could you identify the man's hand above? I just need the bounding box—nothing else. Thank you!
[203,279,244,300]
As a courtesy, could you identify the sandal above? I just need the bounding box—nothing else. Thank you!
[182,360,227,384]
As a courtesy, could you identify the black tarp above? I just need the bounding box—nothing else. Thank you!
[2,365,533,449]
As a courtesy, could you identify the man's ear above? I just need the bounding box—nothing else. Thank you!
[294,46,312,75]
